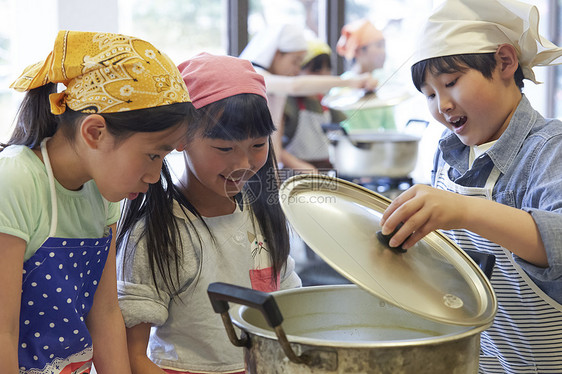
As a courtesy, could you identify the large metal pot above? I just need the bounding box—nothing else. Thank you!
[207,175,497,373]
[208,283,487,374]
[324,120,428,178]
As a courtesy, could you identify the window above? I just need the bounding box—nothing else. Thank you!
[248,0,309,34]
[1,0,16,142]
[1,0,559,145]
[344,0,435,83]
[0,0,57,143]
[118,0,226,63]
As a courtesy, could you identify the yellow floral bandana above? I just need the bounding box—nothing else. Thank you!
[10,30,191,114]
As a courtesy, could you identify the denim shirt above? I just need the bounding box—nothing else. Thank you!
[431,95,562,302]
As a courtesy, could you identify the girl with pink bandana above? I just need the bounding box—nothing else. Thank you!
[116,53,301,374]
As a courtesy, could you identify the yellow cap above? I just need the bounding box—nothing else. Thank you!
[302,39,332,67]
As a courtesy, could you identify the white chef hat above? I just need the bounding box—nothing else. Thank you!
[239,23,308,70]
[413,0,562,83]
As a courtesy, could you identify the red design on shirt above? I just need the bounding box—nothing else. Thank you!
[249,267,280,292]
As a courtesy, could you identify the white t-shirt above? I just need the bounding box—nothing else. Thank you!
[117,201,301,373]
[0,145,120,261]
[469,140,497,168]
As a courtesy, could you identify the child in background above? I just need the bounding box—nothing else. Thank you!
[283,39,346,171]
[0,31,193,374]
[379,0,562,372]
[116,53,301,374]
[332,18,396,132]
[239,23,377,171]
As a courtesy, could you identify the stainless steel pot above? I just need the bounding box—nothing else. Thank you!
[324,119,428,178]
[208,283,488,374]
[207,175,497,373]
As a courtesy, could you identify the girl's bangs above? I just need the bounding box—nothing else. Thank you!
[203,94,274,141]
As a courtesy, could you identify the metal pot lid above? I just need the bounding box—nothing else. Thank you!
[279,174,497,327]
[321,85,412,111]
[336,131,421,143]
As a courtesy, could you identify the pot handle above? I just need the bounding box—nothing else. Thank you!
[405,119,429,129]
[404,119,430,137]
[321,122,349,136]
[207,282,308,365]
[464,250,495,279]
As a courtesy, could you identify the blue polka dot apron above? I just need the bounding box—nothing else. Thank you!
[436,164,562,374]
[18,139,111,374]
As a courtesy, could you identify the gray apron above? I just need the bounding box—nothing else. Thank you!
[284,99,331,162]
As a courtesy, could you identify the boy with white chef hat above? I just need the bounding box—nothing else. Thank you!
[379,0,562,372]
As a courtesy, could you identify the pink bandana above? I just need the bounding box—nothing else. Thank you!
[178,53,267,109]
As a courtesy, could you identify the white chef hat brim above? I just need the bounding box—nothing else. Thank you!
[413,0,562,84]
[239,24,307,70]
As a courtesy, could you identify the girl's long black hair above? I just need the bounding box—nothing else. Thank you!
[1,83,194,151]
[117,93,290,295]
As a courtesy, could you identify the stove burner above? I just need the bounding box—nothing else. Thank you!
[339,175,414,195]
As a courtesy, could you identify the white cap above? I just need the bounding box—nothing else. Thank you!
[239,24,308,70]
[413,0,562,83]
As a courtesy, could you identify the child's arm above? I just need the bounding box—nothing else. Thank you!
[0,233,26,374]
[380,184,548,267]
[86,223,132,374]
[280,255,303,289]
[126,323,166,374]
[263,73,378,97]
[278,148,318,172]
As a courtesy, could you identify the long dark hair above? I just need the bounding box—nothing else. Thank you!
[1,83,195,151]
[411,53,525,93]
[117,93,290,295]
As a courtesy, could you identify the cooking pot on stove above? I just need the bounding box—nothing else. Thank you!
[323,119,428,178]
[207,175,497,374]
[209,284,487,374]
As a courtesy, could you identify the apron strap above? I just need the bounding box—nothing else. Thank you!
[40,138,58,237]
[438,162,502,191]
[297,97,306,111]
[484,167,501,190]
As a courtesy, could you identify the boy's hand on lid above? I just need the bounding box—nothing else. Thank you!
[379,184,471,250]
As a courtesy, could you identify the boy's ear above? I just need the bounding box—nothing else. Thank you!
[496,44,519,78]
[80,114,109,149]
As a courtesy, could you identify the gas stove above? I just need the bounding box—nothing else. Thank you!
[337,174,414,200]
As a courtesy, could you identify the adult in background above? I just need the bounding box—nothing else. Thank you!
[239,23,377,171]
[332,18,396,132]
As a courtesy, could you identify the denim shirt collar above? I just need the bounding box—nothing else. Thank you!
[439,95,535,175]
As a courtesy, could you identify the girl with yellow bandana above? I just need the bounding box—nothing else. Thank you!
[0,30,195,374]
